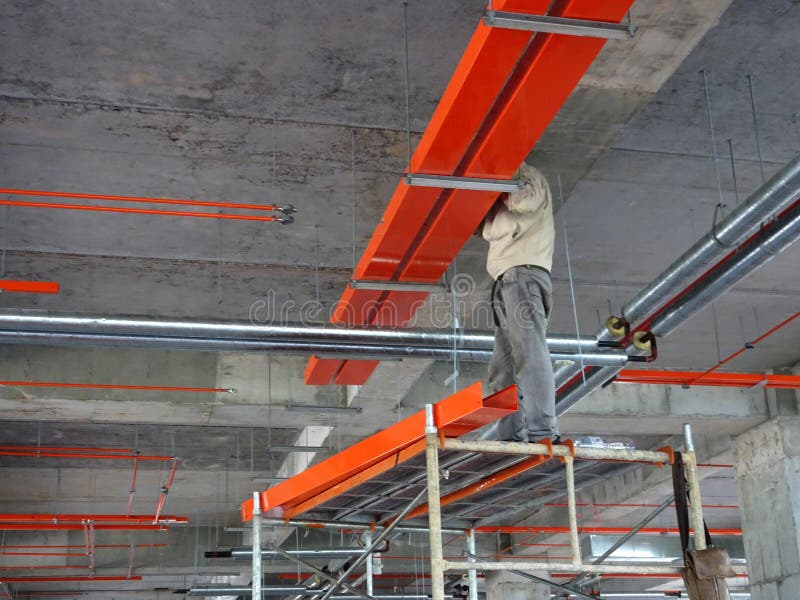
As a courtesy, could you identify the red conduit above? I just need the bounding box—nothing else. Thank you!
[126,455,139,517]
[0,380,232,393]
[550,573,748,579]
[0,199,282,222]
[0,188,282,212]
[0,524,167,531]
[0,280,59,294]
[544,501,739,509]
[474,526,742,536]
[688,309,800,384]
[0,566,89,570]
[615,370,800,389]
[0,445,133,453]
[0,446,173,461]
[153,461,179,524]
[0,576,142,583]
[0,515,187,524]
[1,552,87,557]
[0,543,166,553]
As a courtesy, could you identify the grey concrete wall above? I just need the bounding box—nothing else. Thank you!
[735,417,800,599]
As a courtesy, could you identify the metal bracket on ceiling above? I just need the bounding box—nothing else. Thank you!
[275,203,297,224]
[349,279,448,293]
[404,174,524,193]
[483,11,637,40]
[285,404,363,415]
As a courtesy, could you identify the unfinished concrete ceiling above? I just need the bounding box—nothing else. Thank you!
[0,0,799,598]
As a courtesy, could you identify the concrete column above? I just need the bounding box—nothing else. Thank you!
[484,570,550,600]
[735,416,800,599]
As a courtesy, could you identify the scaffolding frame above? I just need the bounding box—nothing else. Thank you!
[244,398,709,600]
[421,406,706,600]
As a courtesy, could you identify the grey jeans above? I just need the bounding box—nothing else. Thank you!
[482,265,558,442]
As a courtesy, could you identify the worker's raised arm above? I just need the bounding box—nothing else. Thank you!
[506,163,552,215]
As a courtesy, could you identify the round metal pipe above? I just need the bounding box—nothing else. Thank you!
[556,366,617,415]
[254,516,465,535]
[650,200,800,337]
[0,312,628,366]
[619,153,800,337]
[188,588,456,599]
[0,311,600,350]
[229,547,365,560]
[557,196,800,410]
[556,155,800,390]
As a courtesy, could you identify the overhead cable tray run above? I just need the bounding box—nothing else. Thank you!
[306,0,638,386]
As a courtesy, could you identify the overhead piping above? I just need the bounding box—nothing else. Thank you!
[554,153,800,389]
[206,547,370,560]
[0,446,173,461]
[557,196,800,412]
[187,588,459,599]
[0,514,186,524]
[0,380,233,393]
[554,155,800,410]
[649,199,800,336]
[0,188,296,224]
[0,311,629,366]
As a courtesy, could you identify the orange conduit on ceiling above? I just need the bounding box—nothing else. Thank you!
[0,188,291,222]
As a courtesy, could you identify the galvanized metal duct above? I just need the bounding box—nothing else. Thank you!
[554,153,800,389]
[0,311,628,367]
[556,193,800,413]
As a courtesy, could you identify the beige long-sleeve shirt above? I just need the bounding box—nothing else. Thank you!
[482,163,555,280]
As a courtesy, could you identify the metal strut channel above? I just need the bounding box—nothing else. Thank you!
[404,174,523,193]
[483,11,636,39]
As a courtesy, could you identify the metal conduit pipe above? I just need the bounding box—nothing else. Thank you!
[650,199,800,336]
[0,331,627,366]
[187,588,460,599]
[217,547,367,560]
[554,153,800,388]
[556,197,800,413]
[0,312,628,367]
[620,153,800,336]
[0,311,601,350]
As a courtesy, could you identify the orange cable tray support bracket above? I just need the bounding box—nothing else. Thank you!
[241,382,517,521]
[305,0,636,387]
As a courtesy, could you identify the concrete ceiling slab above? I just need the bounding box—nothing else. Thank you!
[1,0,799,595]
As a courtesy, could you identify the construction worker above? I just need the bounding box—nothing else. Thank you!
[480,163,559,443]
